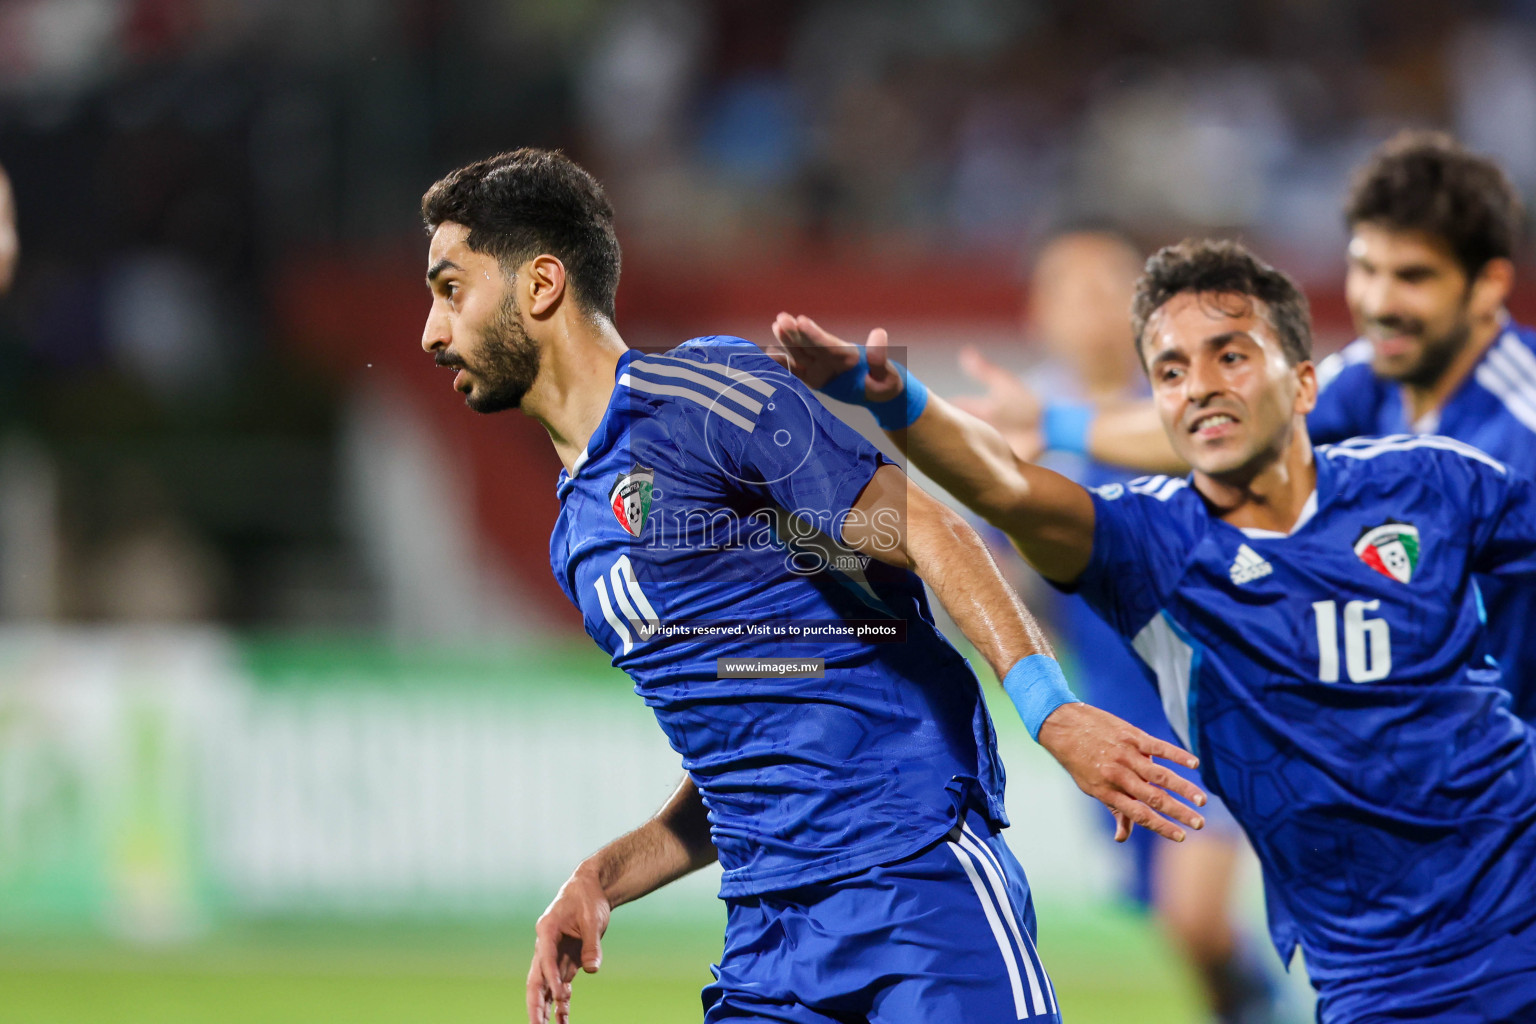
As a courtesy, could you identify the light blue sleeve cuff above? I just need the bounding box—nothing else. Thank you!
[1002,654,1081,742]
[1042,401,1093,455]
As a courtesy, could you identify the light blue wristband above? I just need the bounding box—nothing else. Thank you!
[818,351,929,430]
[870,367,928,430]
[1002,655,1080,741]
[1042,401,1093,455]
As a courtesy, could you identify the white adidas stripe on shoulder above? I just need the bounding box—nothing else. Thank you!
[1128,475,1189,501]
[1322,433,1508,473]
[618,373,757,432]
[627,357,769,415]
[638,352,778,396]
[1474,331,1536,435]
[1316,338,1374,391]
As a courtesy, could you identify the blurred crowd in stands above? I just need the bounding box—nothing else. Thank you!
[1,0,1534,630]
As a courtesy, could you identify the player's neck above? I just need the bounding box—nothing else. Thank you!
[521,318,629,472]
[1195,421,1317,534]
[1399,313,1503,424]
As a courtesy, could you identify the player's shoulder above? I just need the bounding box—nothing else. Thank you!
[1315,338,1376,392]
[1470,323,1536,438]
[617,337,784,434]
[1090,474,1208,532]
[1319,433,1510,480]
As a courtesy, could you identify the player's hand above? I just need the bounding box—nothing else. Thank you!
[768,313,904,402]
[951,346,1044,462]
[1035,702,1207,843]
[527,864,612,1024]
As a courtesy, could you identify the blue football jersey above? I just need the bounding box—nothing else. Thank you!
[1055,436,1536,976]
[1312,323,1536,723]
[549,338,1008,897]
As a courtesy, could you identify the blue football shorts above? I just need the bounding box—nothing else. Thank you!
[1311,912,1536,1023]
[702,806,1061,1023]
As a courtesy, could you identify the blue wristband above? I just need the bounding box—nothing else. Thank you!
[821,350,872,405]
[817,350,929,430]
[1042,401,1093,455]
[870,366,928,430]
[1002,655,1080,741]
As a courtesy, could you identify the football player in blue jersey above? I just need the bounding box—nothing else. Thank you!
[414,148,1207,1024]
[964,229,1280,1024]
[768,237,1536,1023]
[970,132,1536,736]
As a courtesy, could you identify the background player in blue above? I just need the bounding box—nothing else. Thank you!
[1313,131,1536,725]
[768,238,1536,1023]
[415,148,1207,1024]
[960,229,1279,1024]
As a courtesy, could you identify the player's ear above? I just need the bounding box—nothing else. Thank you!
[1469,257,1514,320]
[1293,359,1318,416]
[527,255,568,318]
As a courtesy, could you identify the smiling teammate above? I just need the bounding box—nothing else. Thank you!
[414,148,1205,1024]
[768,238,1536,1022]
[972,133,1536,732]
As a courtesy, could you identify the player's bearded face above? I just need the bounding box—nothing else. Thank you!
[1146,292,1308,481]
[445,291,541,414]
[1346,224,1476,389]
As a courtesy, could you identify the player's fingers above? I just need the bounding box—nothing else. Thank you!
[772,311,806,345]
[526,972,547,1024]
[1107,791,1187,843]
[1135,733,1200,772]
[1135,760,1207,808]
[958,345,1020,394]
[793,314,846,350]
[528,951,562,1024]
[1113,810,1132,843]
[579,913,603,973]
[1114,772,1205,831]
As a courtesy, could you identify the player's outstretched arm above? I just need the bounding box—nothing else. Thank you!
[843,465,1206,843]
[768,313,1092,581]
[527,776,714,1024]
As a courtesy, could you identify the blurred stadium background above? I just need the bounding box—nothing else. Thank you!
[1,2,1535,1021]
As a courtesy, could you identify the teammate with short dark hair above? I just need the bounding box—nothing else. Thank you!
[769,237,1536,1023]
[416,148,1206,1024]
[1315,130,1536,722]
[965,230,1280,1024]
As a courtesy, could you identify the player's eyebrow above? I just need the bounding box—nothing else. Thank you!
[1148,330,1253,369]
[426,258,463,284]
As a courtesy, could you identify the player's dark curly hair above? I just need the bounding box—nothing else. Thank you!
[421,148,621,321]
[1131,239,1312,367]
[1345,131,1524,279]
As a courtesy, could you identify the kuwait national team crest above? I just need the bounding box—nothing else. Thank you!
[609,467,655,538]
[1353,520,1421,584]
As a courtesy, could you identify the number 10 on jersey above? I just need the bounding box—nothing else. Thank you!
[1312,599,1392,683]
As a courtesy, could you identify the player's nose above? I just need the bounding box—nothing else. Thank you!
[422,308,449,354]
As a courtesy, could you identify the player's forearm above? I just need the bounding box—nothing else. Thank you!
[1085,401,1186,474]
[577,776,716,909]
[895,393,1042,529]
[888,397,1094,581]
[903,490,1054,681]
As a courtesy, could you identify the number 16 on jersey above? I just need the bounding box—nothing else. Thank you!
[1312,599,1392,683]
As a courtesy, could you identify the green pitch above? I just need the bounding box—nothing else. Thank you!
[0,904,1200,1024]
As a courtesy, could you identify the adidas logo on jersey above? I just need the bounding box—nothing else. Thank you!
[1229,544,1272,585]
